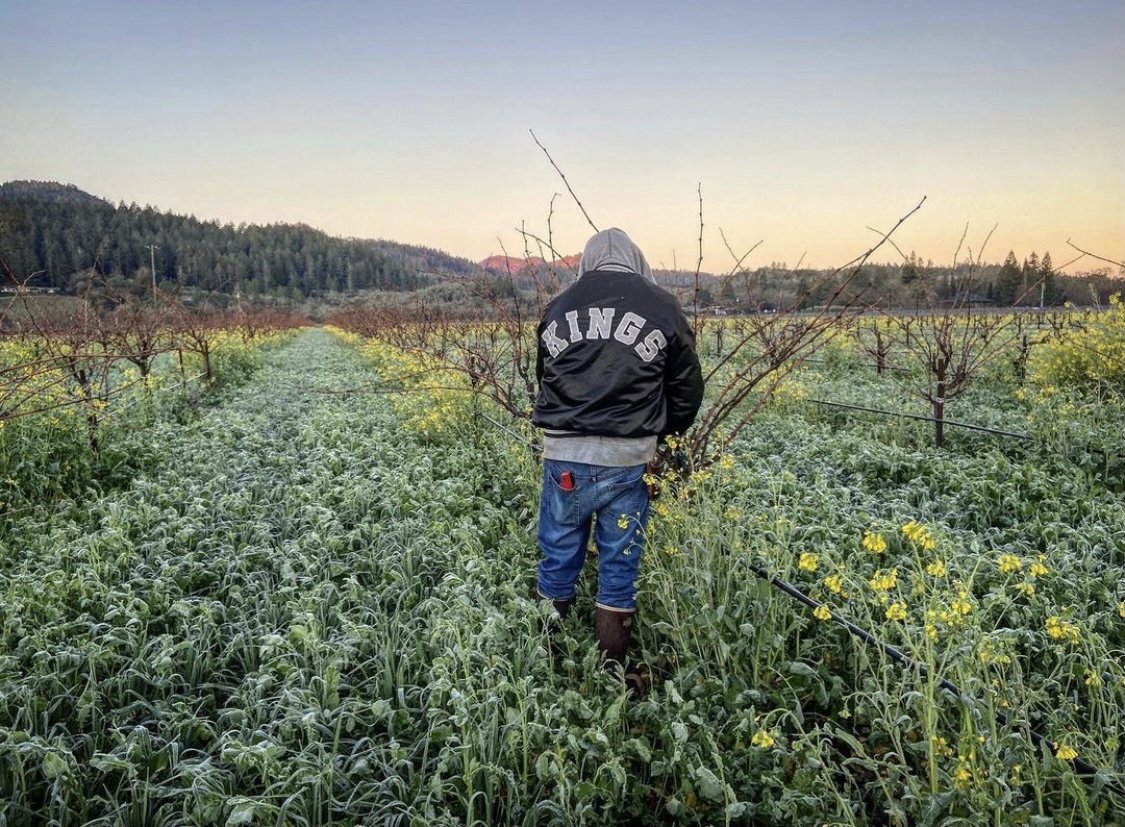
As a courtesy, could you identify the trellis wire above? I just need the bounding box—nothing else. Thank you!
[807,398,1032,440]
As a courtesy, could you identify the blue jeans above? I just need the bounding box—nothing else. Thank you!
[537,459,650,612]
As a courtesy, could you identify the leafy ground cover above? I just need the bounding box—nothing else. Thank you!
[2,324,1123,826]
[0,328,293,519]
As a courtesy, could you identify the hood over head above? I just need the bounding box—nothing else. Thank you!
[577,228,655,283]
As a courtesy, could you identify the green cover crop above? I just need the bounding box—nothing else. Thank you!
[1,325,1123,826]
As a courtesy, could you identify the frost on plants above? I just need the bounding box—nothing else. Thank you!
[2,323,1124,826]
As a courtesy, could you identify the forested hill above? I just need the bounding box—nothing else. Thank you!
[0,180,112,207]
[0,180,482,299]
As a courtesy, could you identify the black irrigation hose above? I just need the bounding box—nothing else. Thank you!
[740,555,1125,804]
[807,398,1032,440]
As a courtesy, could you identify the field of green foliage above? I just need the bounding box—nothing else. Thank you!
[2,306,1124,825]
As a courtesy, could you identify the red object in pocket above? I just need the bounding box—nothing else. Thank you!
[559,471,575,491]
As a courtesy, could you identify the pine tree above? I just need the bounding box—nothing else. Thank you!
[1016,252,1040,306]
[1039,251,1062,306]
[995,251,1022,306]
[901,251,920,284]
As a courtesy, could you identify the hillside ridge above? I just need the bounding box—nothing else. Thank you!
[0,180,483,297]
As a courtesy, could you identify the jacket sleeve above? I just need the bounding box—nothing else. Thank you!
[663,320,704,436]
[534,320,545,387]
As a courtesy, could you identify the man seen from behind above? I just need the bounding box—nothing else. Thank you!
[532,227,704,689]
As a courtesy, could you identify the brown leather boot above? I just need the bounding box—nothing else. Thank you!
[595,606,635,667]
[596,607,648,697]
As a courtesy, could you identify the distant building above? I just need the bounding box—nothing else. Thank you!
[683,304,731,316]
[0,285,58,294]
[942,292,994,306]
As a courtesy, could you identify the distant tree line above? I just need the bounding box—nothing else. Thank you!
[699,250,1119,312]
[4,181,1118,313]
[0,181,478,301]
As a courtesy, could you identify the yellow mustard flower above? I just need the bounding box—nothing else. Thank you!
[979,643,1012,666]
[1015,581,1035,597]
[869,569,898,592]
[926,560,947,577]
[1045,616,1080,643]
[751,729,775,749]
[998,554,1022,574]
[813,604,832,622]
[862,531,888,554]
[901,520,936,550]
[1055,744,1078,761]
[885,601,907,622]
[824,574,846,595]
[1029,558,1050,578]
[798,552,819,573]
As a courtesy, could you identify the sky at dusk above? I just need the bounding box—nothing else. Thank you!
[2,0,1123,272]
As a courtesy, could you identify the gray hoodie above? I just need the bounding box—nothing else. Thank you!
[577,228,655,283]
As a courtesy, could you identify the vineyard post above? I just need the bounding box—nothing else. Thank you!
[147,243,159,298]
